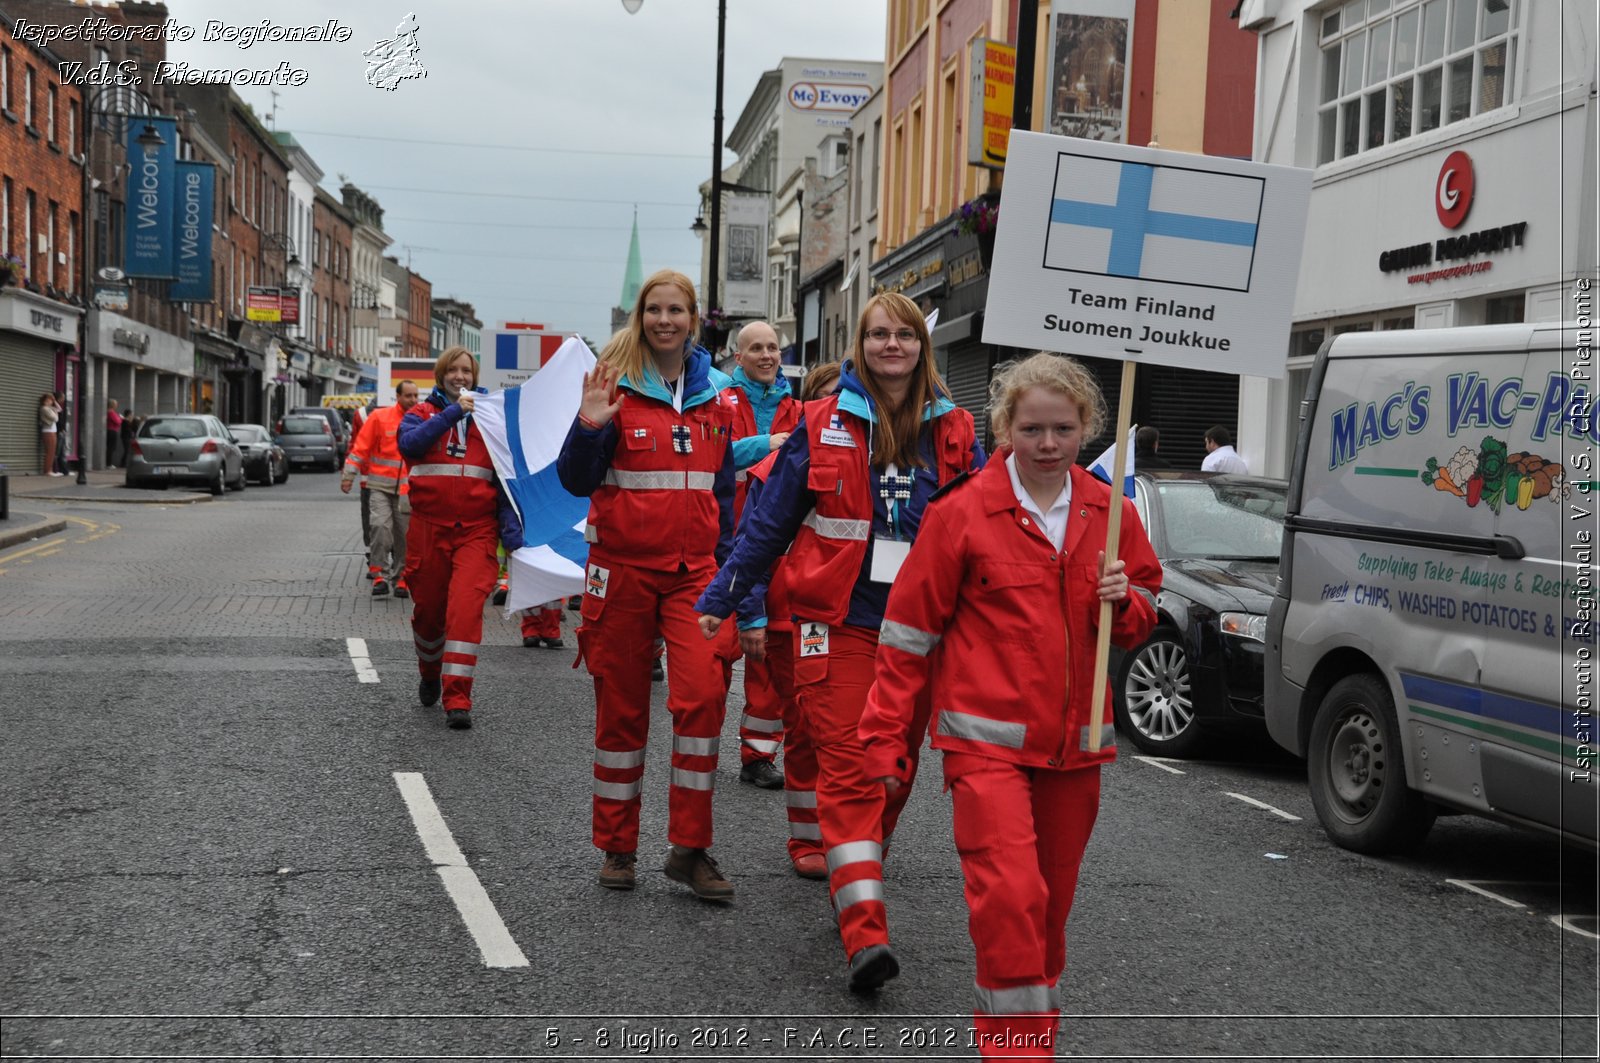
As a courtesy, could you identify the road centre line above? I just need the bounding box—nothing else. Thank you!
[1132,756,1187,775]
[1224,791,1303,821]
[392,772,529,969]
[346,637,380,683]
[1445,879,1528,909]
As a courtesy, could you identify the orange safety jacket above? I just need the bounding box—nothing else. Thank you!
[344,403,410,495]
[860,457,1162,777]
[782,394,975,625]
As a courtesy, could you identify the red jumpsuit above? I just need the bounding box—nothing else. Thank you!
[520,602,563,641]
[861,458,1161,1058]
[558,354,736,854]
[398,391,509,716]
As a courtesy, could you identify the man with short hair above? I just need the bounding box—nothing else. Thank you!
[1134,425,1172,470]
[344,381,419,596]
[1201,425,1249,474]
[718,320,801,790]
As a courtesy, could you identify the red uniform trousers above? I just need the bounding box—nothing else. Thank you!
[520,602,562,640]
[733,637,785,767]
[404,517,501,712]
[945,751,1102,1060]
[749,627,821,863]
[579,560,727,853]
[794,620,930,961]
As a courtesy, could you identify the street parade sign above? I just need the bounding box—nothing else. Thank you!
[982,130,1312,380]
[983,130,1312,749]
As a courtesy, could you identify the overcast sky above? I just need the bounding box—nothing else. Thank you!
[158,0,888,345]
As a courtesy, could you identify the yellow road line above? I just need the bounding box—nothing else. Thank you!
[0,515,117,569]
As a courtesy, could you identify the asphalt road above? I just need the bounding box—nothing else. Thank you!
[1,471,1595,1061]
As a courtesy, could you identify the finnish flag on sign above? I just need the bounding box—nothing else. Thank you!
[472,336,596,614]
[1045,153,1264,292]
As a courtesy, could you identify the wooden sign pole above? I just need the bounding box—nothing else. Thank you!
[1087,358,1138,753]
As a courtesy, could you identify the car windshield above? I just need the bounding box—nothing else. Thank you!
[1155,481,1286,559]
[282,417,326,434]
[140,418,207,440]
[230,426,266,442]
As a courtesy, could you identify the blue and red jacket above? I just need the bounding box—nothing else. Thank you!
[697,359,986,630]
[398,386,524,549]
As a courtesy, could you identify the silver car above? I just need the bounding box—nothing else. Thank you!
[126,415,246,496]
[275,414,341,471]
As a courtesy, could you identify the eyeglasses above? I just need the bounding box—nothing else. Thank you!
[864,328,921,344]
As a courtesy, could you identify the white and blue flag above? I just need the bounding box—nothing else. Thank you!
[1045,153,1263,292]
[473,336,595,614]
[1086,426,1138,499]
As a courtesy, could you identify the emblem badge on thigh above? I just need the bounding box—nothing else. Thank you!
[586,563,610,598]
[800,621,830,657]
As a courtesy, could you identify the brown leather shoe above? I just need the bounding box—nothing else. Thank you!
[663,847,733,901]
[598,851,636,890]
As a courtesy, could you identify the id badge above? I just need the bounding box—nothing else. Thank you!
[869,537,911,584]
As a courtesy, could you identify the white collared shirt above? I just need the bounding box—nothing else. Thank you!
[1005,454,1073,551]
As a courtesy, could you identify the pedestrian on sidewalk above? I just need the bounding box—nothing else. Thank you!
[37,394,62,476]
[53,393,70,474]
[860,352,1162,1058]
[1201,425,1248,474]
[717,319,801,792]
[397,346,524,730]
[119,411,137,468]
[696,292,985,993]
[106,400,123,468]
[344,380,418,597]
[557,268,738,904]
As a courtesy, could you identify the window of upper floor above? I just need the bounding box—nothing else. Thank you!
[1316,0,1519,165]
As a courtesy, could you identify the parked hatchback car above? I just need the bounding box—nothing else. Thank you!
[229,423,289,485]
[126,415,246,496]
[287,406,351,463]
[276,414,341,471]
[1112,471,1288,758]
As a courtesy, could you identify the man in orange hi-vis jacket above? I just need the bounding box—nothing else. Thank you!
[344,381,419,598]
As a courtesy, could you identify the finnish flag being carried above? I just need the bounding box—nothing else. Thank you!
[1086,426,1138,499]
[1045,153,1263,293]
[471,336,595,614]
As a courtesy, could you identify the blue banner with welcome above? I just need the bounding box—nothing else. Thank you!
[168,161,215,302]
[122,115,178,279]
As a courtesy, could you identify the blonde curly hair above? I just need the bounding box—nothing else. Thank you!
[987,352,1107,447]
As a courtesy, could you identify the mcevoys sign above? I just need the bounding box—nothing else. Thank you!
[1376,150,1529,285]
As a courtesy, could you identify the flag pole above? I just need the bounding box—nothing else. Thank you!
[1087,358,1138,753]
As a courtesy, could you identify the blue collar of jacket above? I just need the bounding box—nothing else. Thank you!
[836,360,955,425]
[621,345,722,408]
[732,366,792,406]
[425,387,453,410]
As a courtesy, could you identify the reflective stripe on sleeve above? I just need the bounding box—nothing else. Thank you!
[1080,724,1117,751]
[368,457,403,468]
[879,618,941,657]
[937,710,1027,750]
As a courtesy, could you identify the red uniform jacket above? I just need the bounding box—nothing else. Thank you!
[783,394,975,625]
[401,399,499,526]
[722,384,800,523]
[860,457,1162,777]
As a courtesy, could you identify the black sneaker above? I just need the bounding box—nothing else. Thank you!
[542,637,565,649]
[372,578,391,597]
[739,759,785,790]
[522,635,540,648]
[651,659,665,682]
[847,944,899,994]
[567,595,581,612]
[446,709,472,730]
[418,677,442,707]
[491,584,508,606]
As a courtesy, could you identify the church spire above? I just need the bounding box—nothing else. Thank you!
[619,207,644,309]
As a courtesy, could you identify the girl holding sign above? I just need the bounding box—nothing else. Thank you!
[696,292,984,993]
[558,269,738,903]
[859,352,1161,1058]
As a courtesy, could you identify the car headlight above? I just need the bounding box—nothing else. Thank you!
[1220,612,1267,642]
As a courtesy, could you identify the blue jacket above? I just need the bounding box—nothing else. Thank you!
[556,345,737,565]
[697,359,986,630]
[398,386,525,551]
[729,366,795,471]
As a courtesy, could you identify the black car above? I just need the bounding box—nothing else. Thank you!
[1112,471,1288,758]
[228,424,289,485]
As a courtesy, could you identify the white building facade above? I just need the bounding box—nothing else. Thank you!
[1240,0,1598,476]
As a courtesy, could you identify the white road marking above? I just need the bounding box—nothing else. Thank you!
[1224,791,1303,821]
[393,772,529,969]
[346,637,380,683]
[1445,879,1528,909]
[1132,756,1187,775]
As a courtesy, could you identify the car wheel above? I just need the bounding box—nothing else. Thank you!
[210,470,225,496]
[1307,673,1436,855]
[230,463,247,491]
[1114,628,1205,758]
[275,463,289,484]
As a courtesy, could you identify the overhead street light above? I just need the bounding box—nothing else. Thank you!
[624,0,728,336]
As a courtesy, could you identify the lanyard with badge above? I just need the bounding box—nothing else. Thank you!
[869,459,914,584]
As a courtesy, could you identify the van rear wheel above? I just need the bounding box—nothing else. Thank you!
[1307,673,1436,854]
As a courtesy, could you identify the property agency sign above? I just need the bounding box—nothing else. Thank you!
[982,132,1311,379]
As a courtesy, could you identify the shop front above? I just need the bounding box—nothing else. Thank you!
[0,287,83,474]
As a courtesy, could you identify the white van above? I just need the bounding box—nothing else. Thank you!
[1266,321,1596,853]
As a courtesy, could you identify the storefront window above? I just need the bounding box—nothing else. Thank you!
[1316,0,1518,162]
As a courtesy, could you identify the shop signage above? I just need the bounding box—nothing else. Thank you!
[278,287,301,324]
[875,251,945,297]
[967,39,1016,168]
[29,308,65,334]
[1435,150,1474,229]
[94,283,131,311]
[1375,151,1526,282]
[0,287,82,340]
[122,116,179,279]
[112,326,149,354]
[246,286,281,322]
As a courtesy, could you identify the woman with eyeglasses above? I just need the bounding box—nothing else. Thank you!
[696,291,985,994]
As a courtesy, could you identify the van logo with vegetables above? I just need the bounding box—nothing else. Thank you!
[1421,440,1567,512]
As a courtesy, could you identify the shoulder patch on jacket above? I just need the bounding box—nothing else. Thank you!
[929,469,974,502]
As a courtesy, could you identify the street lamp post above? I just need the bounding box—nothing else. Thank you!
[624,0,727,332]
[80,83,163,483]
[261,232,303,420]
